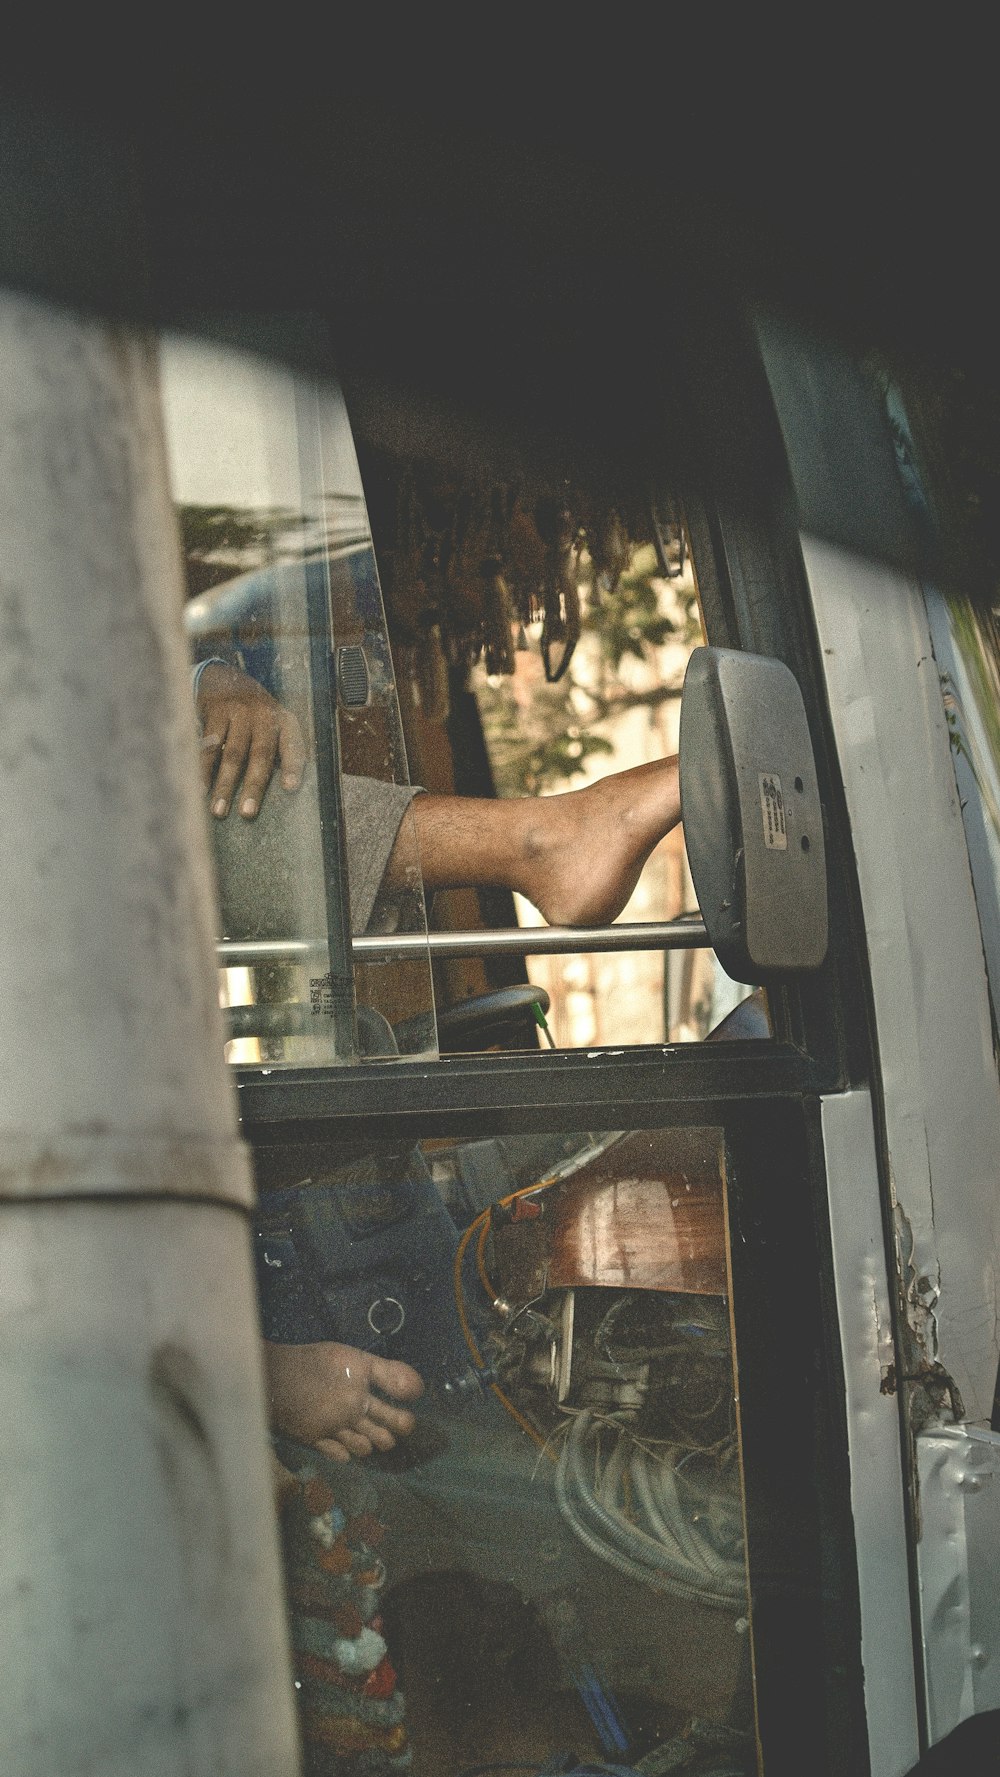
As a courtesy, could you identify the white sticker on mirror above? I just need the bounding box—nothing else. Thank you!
[758,772,787,850]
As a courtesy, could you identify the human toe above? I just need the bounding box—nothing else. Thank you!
[370,1356,424,1403]
[324,1425,375,1460]
[367,1396,417,1438]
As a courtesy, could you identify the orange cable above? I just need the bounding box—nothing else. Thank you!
[452,1180,563,1458]
[452,1212,489,1368]
[475,1215,495,1301]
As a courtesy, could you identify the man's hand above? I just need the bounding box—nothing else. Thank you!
[263,1340,424,1464]
[196,661,306,819]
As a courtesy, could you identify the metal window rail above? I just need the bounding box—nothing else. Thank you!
[216,916,709,966]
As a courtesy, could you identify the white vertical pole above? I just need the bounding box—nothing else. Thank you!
[0,293,301,1775]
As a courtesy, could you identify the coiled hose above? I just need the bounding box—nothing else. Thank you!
[554,1410,746,1610]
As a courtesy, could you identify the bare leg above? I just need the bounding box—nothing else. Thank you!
[263,760,679,1470]
[263,1340,424,1465]
[396,755,681,926]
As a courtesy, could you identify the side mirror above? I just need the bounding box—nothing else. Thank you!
[679,647,828,984]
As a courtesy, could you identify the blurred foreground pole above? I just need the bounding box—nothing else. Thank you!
[0,294,301,1775]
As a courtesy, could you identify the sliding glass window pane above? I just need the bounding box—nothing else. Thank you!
[158,334,436,1065]
[255,1123,756,1773]
[351,429,765,1053]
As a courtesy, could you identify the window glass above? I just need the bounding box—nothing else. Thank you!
[158,334,436,1064]
[351,437,761,1051]
[471,520,710,1046]
[254,1122,756,1773]
[160,334,763,1065]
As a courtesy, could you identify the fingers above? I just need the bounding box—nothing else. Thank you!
[235,715,281,819]
[263,1339,423,1467]
[364,1420,401,1452]
[199,720,227,792]
[321,1391,415,1453]
[204,704,303,817]
[311,1385,417,1465]
[278,709,307,792]
[207,710,253,818]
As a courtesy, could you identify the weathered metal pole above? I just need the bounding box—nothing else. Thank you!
[0,293,300,1774]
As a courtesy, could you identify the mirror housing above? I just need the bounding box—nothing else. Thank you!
[679,647,828,984]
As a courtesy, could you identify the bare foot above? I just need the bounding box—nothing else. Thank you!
[402,754,682,927]
[516,755,681,925]
[263,1339,424,1464]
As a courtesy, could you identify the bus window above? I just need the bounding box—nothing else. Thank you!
[468,511,724,1047]
[253,1117,755,1773]
[159,332,766,1065]
[186,320,871,1774]
[351,436,763,1052]
[158,332,437,1065]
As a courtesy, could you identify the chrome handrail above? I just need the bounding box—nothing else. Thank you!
[215,916,708,966]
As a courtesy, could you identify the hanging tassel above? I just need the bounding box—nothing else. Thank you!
[414,624,450,721]
[541,534,582,682]
[589,503,631,604]
[482,558,516,676]
[541,575,581,682]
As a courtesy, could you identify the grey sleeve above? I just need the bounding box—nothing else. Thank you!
[342,775,422,934]
[210,766,423,940]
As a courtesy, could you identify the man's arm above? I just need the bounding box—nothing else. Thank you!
[193,661,682,925]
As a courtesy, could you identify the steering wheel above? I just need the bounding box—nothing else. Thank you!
[395,984,552,1054]
[225,984,552,1055]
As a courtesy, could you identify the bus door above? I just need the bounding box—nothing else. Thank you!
[161,317,916,1777]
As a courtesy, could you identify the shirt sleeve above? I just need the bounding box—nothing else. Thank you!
[342,777,423,934]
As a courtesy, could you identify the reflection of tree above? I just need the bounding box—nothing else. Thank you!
[476,541,701,795]
[867,360,1000,844]
[177,504,308,600]
[870,351,1000,717]
[941,649,1000,845]
[887,359,1000,606]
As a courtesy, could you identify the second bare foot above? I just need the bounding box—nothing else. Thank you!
[263,1340,424,1464]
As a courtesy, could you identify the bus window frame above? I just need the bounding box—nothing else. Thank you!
[229,310,911,1774]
